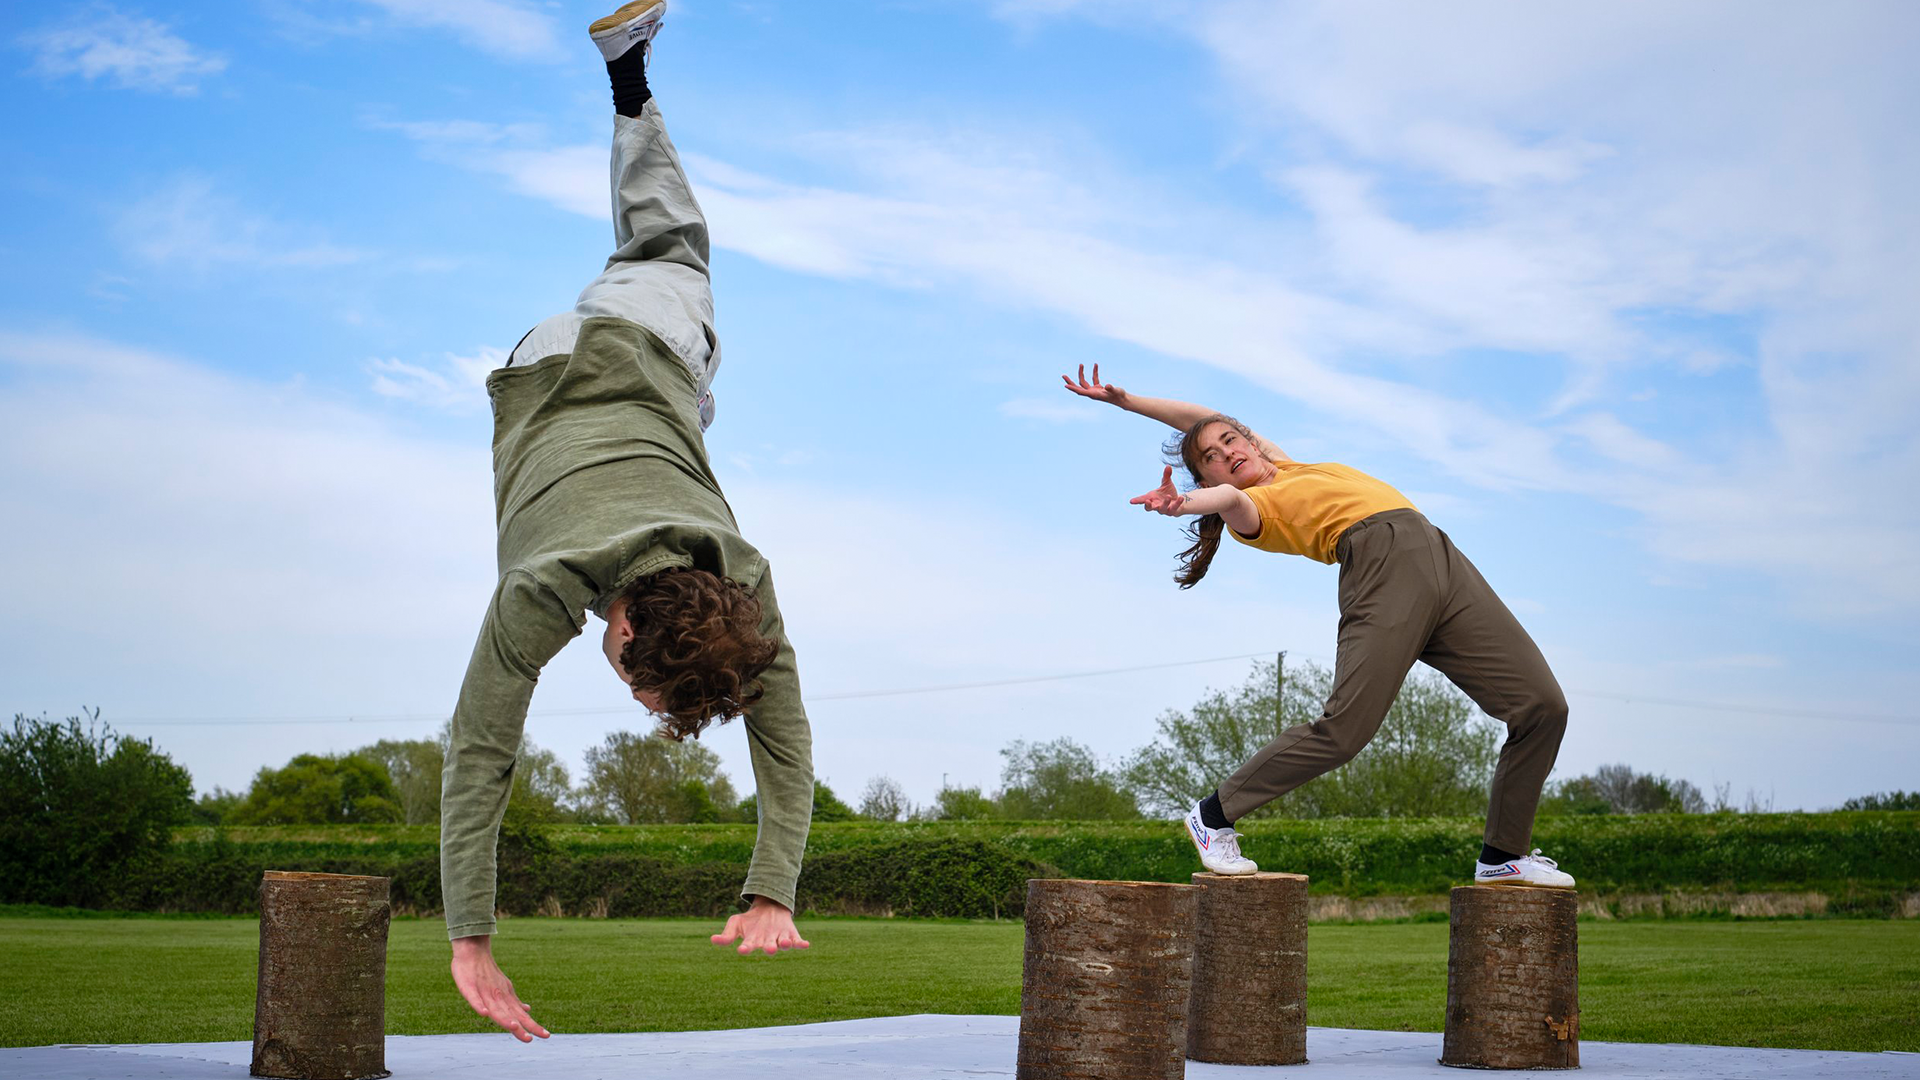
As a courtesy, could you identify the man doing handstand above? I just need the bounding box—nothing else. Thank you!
[438,0,813,1042]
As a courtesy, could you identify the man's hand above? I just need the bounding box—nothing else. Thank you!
[711,895,810,956]
[1130,466,1189,517]
[450,935,550,1043]
[1061,363,1129,408]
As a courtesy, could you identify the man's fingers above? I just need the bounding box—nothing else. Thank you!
[452,972,489,1017]
[488,992,548,1042]
[711,914,744,944]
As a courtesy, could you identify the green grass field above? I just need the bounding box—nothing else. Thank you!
[3,915,1916,1053]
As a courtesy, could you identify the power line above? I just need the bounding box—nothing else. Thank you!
[1280,650,1916,727]
[1560,688,1915,726]
[92,650,1280,728]
[69,650,1920,729]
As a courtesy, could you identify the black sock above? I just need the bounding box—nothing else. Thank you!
[1480,843,1522,865]
[1198,791,1231,831]
[607,46,651,117]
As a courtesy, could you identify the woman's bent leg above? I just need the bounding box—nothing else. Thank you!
[1217,515,1440,821]
[1418,531,1568,856]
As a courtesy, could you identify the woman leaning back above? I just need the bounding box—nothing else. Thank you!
[1063,365,1575,889]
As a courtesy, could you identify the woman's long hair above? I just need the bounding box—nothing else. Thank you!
[1163,413,1260,589]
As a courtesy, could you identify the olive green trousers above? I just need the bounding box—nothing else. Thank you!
[1217,509,1567,854]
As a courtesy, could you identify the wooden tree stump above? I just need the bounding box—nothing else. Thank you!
[1187,871,1309,1065]
[1440,885,1579,1071]
[252,871,392,1080]
[1017,879,1199,1080]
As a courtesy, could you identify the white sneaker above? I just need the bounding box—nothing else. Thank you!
[1474,849,1575,889]
[1185,803,1258,876]
[590,0,666,63]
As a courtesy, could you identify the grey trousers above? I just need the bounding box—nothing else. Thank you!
[509,101,720,428]
[1217,509,1568,854]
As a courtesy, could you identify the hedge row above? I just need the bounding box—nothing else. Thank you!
[177,812,1920,897]
[43,832,1049,920]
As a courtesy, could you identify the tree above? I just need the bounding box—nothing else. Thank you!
[355,736,445,824]
[1124,660,1293,818]
[1841,790,1920,811]
[739,779,850,824]
[857,775,910,821]
[1123,659,1501,819]
[579,731,738,824]
[1288,670,1500,819]
[503,737,574,826]
[191,786,244,825]
[996,738,1140,820]
[926,784,998,821]
[811,780,857,822]
[1545,763,1706,815]
[227,753,404,825]
[0,712,195,905]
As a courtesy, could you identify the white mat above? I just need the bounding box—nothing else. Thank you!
[5,1015,1915,1079]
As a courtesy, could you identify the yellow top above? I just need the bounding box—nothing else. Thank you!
[1229,461,1416,564]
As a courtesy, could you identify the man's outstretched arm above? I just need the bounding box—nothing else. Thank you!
[440,569,579,1038]
[713,566,814,956]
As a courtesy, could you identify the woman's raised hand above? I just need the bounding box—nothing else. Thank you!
[1130,466,1187,516]
[1061,363,1128,407]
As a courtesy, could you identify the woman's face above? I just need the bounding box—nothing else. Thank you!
[1192,421,1270,489]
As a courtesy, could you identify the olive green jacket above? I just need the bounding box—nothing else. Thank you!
[439,317,813,939]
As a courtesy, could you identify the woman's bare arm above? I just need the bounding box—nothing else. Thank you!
[1129,466,1261,536]
[1061,365,1287,459]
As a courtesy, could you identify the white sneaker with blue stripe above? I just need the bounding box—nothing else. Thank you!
[1474,849,1575,889]
[1185,801,1258,876]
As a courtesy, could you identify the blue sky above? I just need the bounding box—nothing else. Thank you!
[3,0,1916,815]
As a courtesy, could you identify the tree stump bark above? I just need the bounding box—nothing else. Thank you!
[1017,879,1199,1080]
[1440,885,1579,1071]
[252,871,392,1080]
[1187,871,1309,1065]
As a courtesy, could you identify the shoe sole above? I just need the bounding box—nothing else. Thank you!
[590,0,665,35]
[1472,879,1576,889]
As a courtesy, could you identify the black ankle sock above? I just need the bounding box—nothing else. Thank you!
[1198,792,1231,831]
[607,46,651,117]
[1480,843,1522,865]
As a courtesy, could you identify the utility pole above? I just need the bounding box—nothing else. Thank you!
[1276,650,1287,738]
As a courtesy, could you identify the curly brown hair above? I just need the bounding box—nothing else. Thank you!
[616,568,779,741]
[1162,413,1260,589]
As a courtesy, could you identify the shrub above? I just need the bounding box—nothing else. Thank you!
[0,713,194,907]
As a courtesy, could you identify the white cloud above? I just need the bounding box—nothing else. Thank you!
[21,7,226,94]
[367,348,501,412]
[117,176,369,272]
[375,2,1920,613]
[996,1,1920,612]
[348,0,563,62]
[370,118,607,218]
[0,328,1316,804]
[0,331,496,733]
